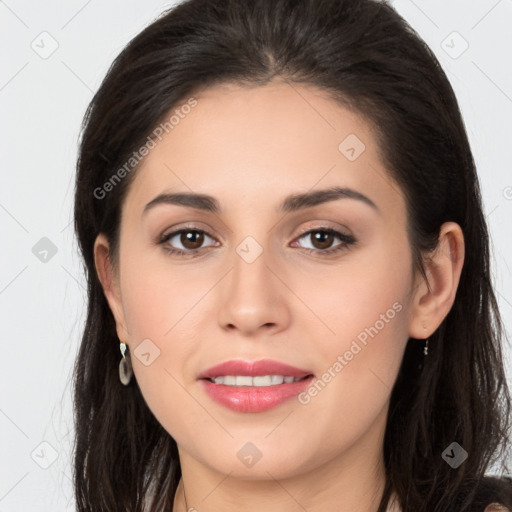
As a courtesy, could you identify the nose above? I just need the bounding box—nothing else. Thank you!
[217,245,291,337]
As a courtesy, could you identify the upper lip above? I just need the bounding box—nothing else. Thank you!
[197,359,314,380]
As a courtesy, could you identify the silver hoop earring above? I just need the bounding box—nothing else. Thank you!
[119,341,133,385]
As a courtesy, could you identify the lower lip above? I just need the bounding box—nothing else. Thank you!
[199,376,315,413]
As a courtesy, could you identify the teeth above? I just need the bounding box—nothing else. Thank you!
[211,375,304,386]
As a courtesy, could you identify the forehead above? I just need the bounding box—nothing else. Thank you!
[123,81,406,223]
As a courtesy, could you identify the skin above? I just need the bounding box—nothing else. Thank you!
[94,80,465,512]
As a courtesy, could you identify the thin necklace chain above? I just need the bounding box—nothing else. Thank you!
[182,479,188,512]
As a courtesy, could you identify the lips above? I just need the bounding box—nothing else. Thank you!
[197,359,314,380]
[197,359,315,413]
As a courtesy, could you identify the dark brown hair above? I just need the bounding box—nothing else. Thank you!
[72,0,512,510]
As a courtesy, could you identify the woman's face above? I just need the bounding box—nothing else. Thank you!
[96,81,427,481]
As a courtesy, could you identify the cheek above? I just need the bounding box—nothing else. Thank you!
[301,271,409,403]
[121,280,203,443]
[297,232,413,356]
[294,244,413,442]
[119,234,210,340]
[117,245,209,436]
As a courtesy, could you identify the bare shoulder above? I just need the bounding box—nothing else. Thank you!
[484,504,512,512]
[479,475,512,511]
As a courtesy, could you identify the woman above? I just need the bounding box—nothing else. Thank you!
[72,0,512,510]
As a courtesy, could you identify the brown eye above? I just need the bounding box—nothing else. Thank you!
[294,227,356,255]
[309,230,335,250]
[159,228,218,256]
[180,230,205,250]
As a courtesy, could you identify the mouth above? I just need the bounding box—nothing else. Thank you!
[197,358,314,381]
[197,359,315,413]
[202,374,313,386]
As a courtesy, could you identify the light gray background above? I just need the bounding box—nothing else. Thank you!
[1,0,511,510]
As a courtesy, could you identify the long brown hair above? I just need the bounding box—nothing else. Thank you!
[72,0,512,510]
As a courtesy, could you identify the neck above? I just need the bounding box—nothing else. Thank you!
[172,410,391,512]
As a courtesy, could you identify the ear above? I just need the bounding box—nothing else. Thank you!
[408,221,465,339]
[93,233,130,342]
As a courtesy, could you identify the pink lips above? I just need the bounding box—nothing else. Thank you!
[197,359,315,413]
[197,359,313,380]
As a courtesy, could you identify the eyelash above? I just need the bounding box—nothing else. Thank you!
[157,225,356,258]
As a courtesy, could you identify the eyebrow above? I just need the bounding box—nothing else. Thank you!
[142,186,380,217]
